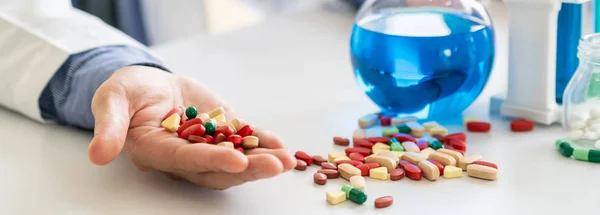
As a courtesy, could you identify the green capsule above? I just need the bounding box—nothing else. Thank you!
[429,139,444,150]
[341,184,354,197]
[348,187,368,204]
[588,150,600,163]
[205,121,216,135]
[559,142,574,157]
[573,148,590,161]
[396,124,411,134]
[382,127,399,137]
[390,142,404,152]
[185,106,198,119]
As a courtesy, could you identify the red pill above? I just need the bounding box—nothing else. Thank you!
[366,137,390,143]
[511,119,534,132]
[374,196,394,208]
[390,168,405,181]
[313,173,327,185]
[443,146,465,155]
[214,133,227,144]
[313,155,327,165]
[354,139,374,148]
[321,162,337,170]
[188,135,207,143]
[203,134,215,144]
[295,151,314,165]
[445,138,467,152]
[295,159,307,171]
[345,147,372,157]
[398,160,411,170]
[237,125,254,137]
[356,164,371,176]
[390,133,417,143]
[416,140,429,150]
[215,125,234,137]
[404,163,422,180]
[365,162,380,169]
[235,147,245,154]
[472,161,498,169]
[467,122,491,132]
[163,107,183,121]
[333,137,350,146]
[317,169,339,179]
[431,134,445,142]
[227,134,243,146]
[427,159,445,176]
[177,118,203,136]
[349,152,365,162]
[445,132,467,142]
[380,116,392,126]
[179,124,201,140]
[336,160,363,167]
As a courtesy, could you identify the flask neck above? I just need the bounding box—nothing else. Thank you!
[578,33,600,64]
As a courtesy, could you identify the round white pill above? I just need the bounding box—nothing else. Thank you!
[584,131,599,140]
[591,107,600,119]
[571,120,587,130]
[591,123,600,133]
[595,140,600,149]
[570,130,584,140]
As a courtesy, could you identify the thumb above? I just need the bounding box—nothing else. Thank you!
[88,83,131,165]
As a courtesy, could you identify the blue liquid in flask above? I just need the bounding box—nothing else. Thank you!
[350,9,495,120]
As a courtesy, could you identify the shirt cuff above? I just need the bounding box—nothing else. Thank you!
[39,45,169,130]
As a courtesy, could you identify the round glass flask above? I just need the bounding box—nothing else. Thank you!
[350,0,495,120]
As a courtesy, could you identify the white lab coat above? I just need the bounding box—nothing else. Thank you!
[0,0,148,122]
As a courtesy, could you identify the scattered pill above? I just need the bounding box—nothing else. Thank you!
[511,119,534,132]
[390,141,404,152]
[333,137,350,146]
[204,121,216,135]
[349,152,366,162]
[333,156,352,163]
[416,140,429,150]
[343,185,368,204]
[235,147,244,154]
[574,148,589,161]
[313,155,328,165]
[353,129,367,140]
[395,124,412,134]
[295,151,314,165]
[407,122,425,138]
[372,143,391,154]
[401,141,420,153]
[570,130,584,140]
[365,155,397,172]
[179,124,202,140]
[350,176,366,191]
[328,152,347,163]
[314,173,327,185]
[390,133,417,143]
[326,191,347,205]
[237,125,254,137]
[369,166,389,180]
[318,169,340,178]
[217,141,234,149]
[466,164,497,180]
[197,112,211,122]
[443,138,467,152]
[163,107,183,121]
[321,162,338,170]
[427,159,444,176]
[359,114,378,129]
[212,114,226,122]
[445,132,467,142]
[558,142,574,157]
[354,139,374,149]
[374,196,394,208]
[339,163,363,180]
[296,159,308,171]
[382,127,400,137]
[463,117,480,125]
[431,134,445,142]
[429,152,457,167]
[472,161,498,170]
[402,152,427,165]
[188,135,207,143]
[230,118,246,131]
[584,131,599,140]
[207,107,225,118]
[227,134,243,146]
[422,121,440,132]
[419,148,435,158]
[391,117,416,126]
[591,107,600,119]
[466,122,491,132]
[161,113,181,132]
[443,166,463,179]
[177,118,203,136]
[437,149,464,164]
[345,147,372,157]
[356,164,371,176]
[336,160,363,167]
[366,137,390,143]
[376,151,400,165]
[390,168,405,181]
[380,116,392,126]
[429,139,444,150]
[203,134,215,144]
[403,163,422,180]
[365,162,381,169]
[430,126,448,136]
[571,120,586,129]
[459,154,482,170]
[418,160,440,181]
[185,106,198,119]
[214,133,227,144]
[214,125,234,137]
[241,136,259,149]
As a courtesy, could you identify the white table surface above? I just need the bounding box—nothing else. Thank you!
[2,2,599,214]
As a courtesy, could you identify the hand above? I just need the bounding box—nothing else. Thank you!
[87,66,296,190]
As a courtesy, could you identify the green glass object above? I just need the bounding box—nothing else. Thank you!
[586,73,600,99]
[559,142,574,157]
[390,142,404,151]
[588,150,600,163]
[185,106,198,119]
[205,121,216,135]
[573,148,590,161]
[396,124,411,134]
[382,127,399,137]
[348,188,368,204]
[429,140,444,150]
[341,184,355,198]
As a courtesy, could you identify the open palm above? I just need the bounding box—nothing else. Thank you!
[87,66,296,190]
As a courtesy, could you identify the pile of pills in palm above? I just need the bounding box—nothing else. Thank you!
[161,106,259,153]
[296,113,499,208]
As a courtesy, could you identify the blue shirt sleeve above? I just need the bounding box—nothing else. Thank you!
[39,45,169,130]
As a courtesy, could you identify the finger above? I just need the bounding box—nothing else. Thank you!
[252,127,285,149]
[88,84,131,165]
[245,148,296,172]
[183,154,283,190]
